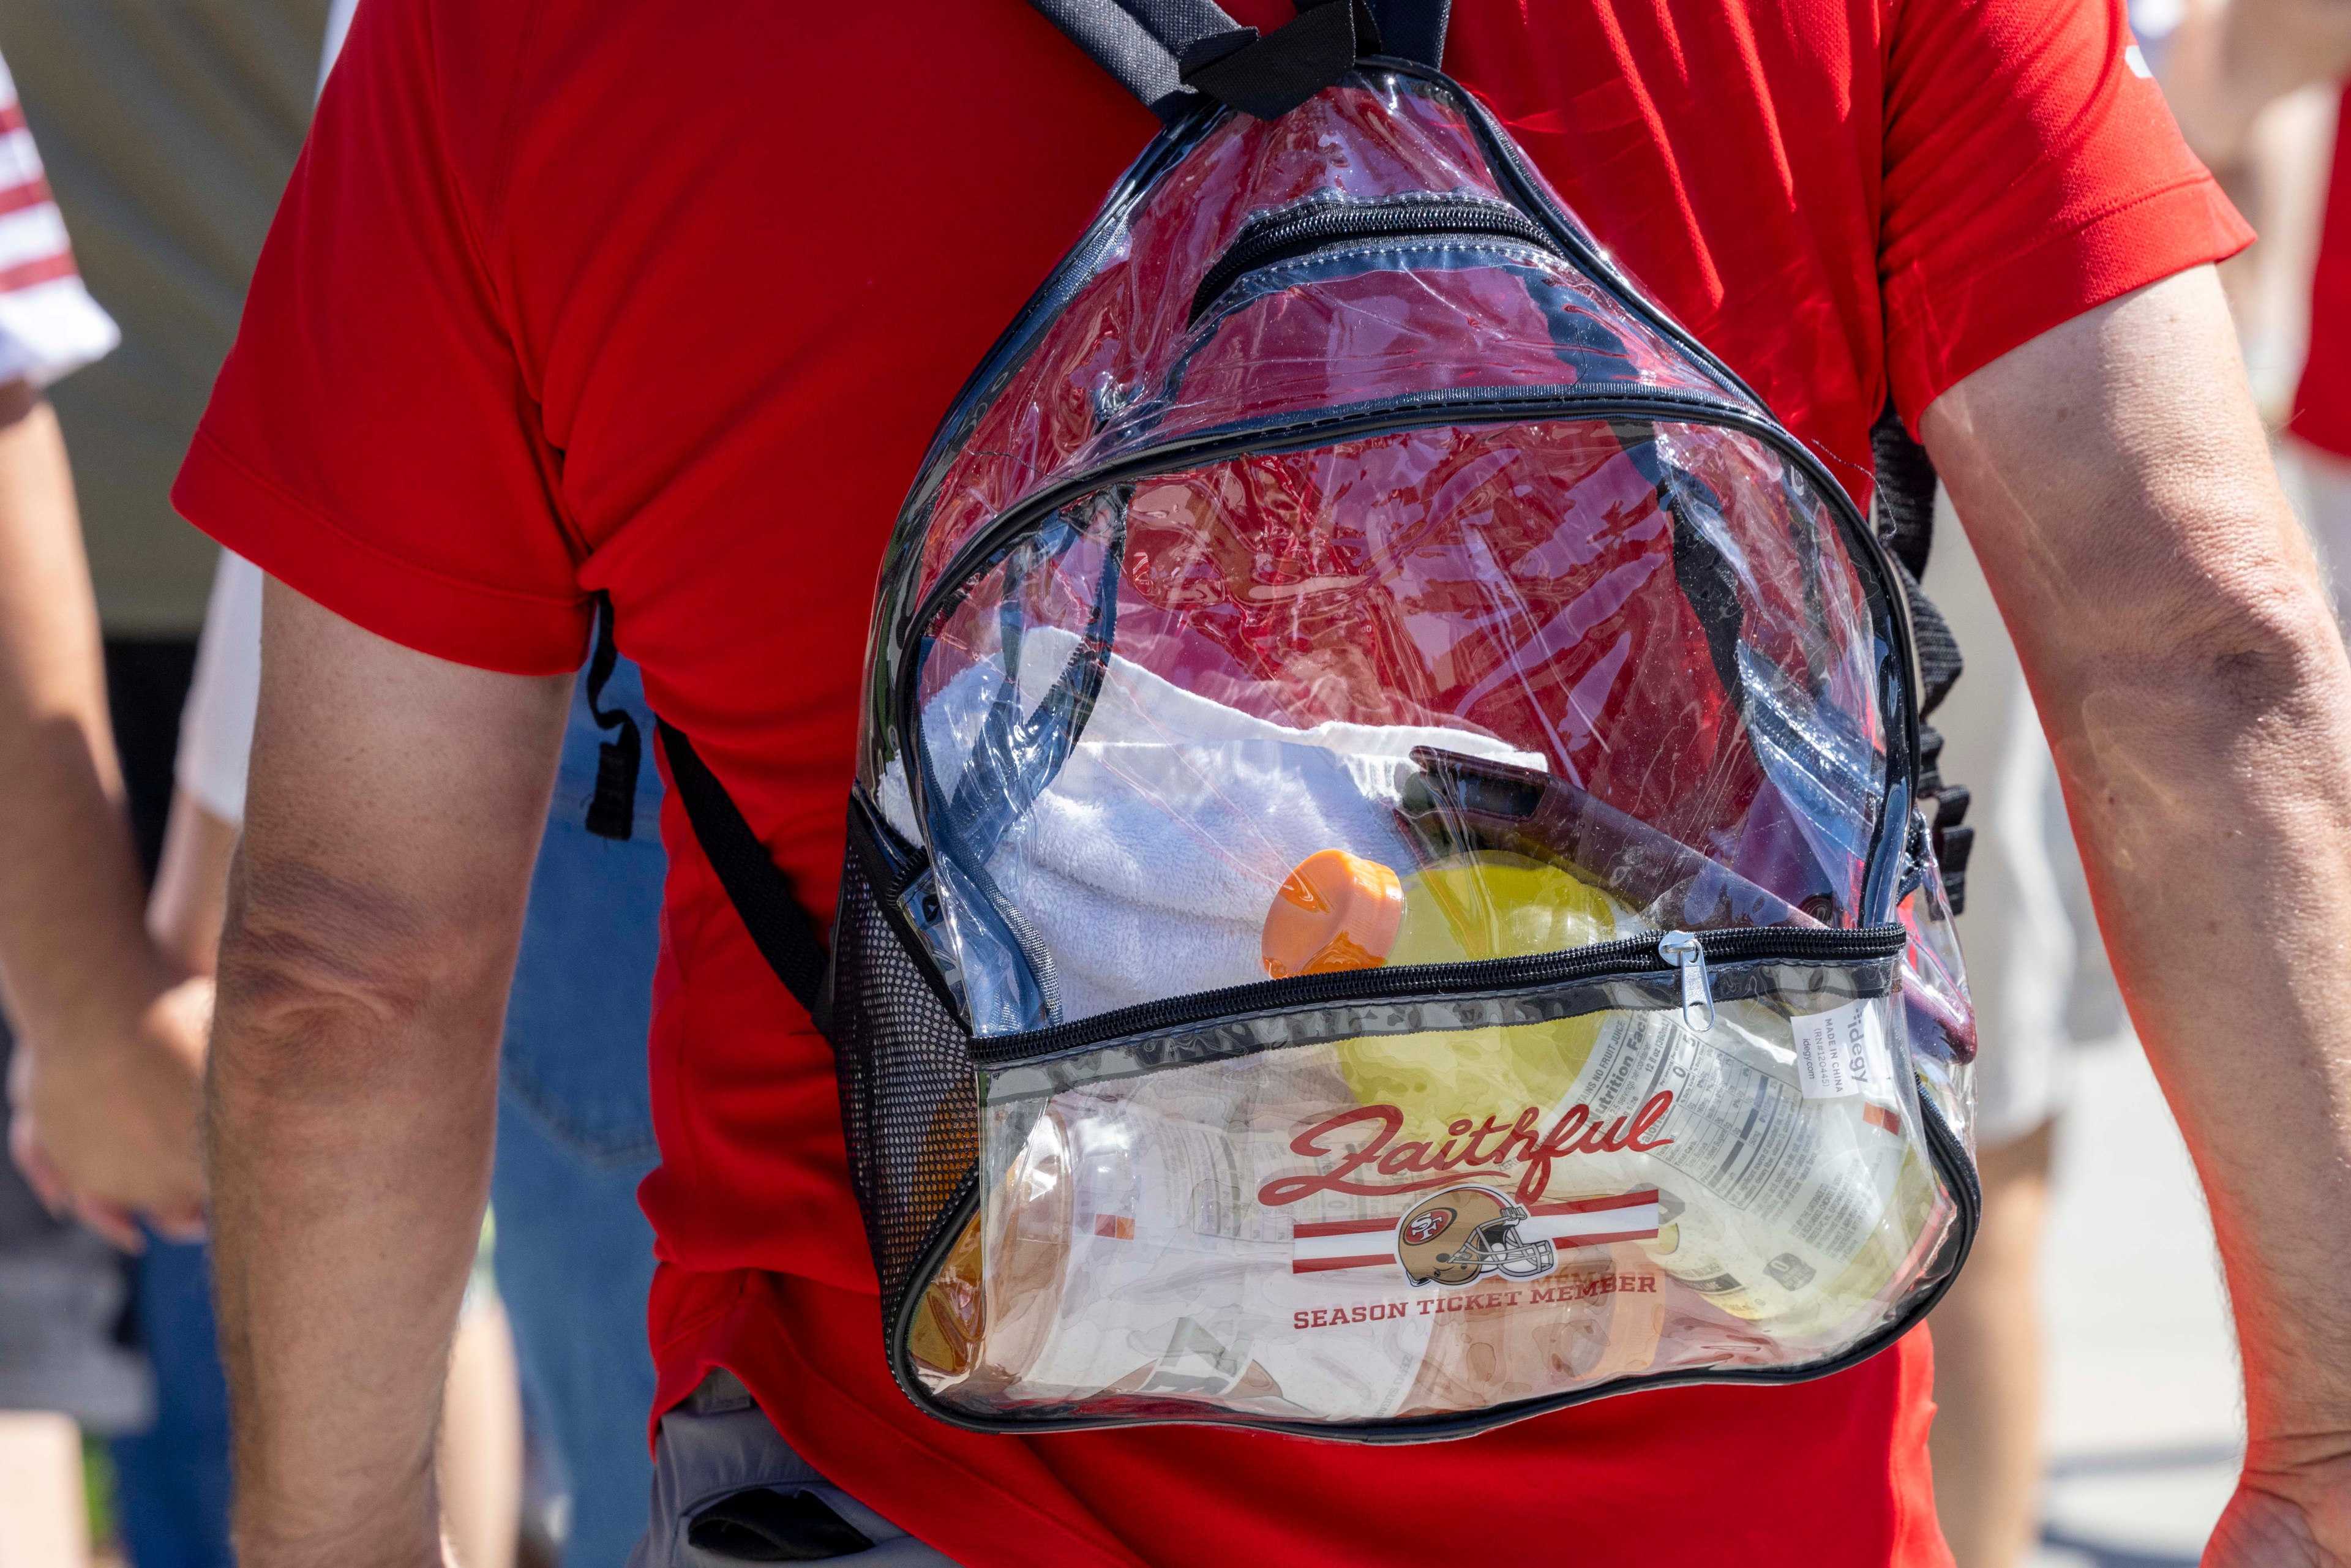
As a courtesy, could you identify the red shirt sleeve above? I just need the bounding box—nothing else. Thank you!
[1878,0,2253,429]
[2292,83,2351,459]
[171,0,590,675]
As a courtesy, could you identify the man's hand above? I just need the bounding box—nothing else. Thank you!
[209,579,569,1568]
[2207,1442,2351,1567]
[8,973,209,1247]
[1923,266,2351,1568]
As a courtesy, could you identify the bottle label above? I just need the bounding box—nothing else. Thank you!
[1791,998,1893,1100]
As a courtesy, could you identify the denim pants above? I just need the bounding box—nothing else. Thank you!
[493,653,667,1568]
[107,1234,232,1568]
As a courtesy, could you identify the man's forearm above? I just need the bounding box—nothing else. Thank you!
[208,848,504,1567]
[1927,269,2351,1460]
[212,582,569,1568]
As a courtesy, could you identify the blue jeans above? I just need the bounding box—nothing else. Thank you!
[107,1235,232,1568]
[493,651,667,1568]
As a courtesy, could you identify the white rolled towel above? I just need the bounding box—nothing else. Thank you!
[891,623,1544,1022]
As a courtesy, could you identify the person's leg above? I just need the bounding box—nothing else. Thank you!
[2287,436,2351,625]
[1928,1121,2056,1568]
[492,653,670,1568]
[492,1097,658,1568]
[440,1289,523,1568]
[0,1411,89,1568]
[94,639,238,1568]
[1922,497,2105,1567]
[630,1372,957,1568]
[107,1237,233,1568]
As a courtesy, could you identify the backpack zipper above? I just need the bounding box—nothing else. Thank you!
[1188,195,1562,324]
[1657,929,1717,1032]
[975,921,1905,1068]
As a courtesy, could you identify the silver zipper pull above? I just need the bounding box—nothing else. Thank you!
[1659,931,1715,1033]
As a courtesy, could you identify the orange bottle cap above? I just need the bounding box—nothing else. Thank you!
[1262,849,1405,980]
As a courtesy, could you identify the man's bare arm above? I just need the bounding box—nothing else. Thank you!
[1925,265,2351,1565]
[0,377,206,1240]
[210,579,569,1568]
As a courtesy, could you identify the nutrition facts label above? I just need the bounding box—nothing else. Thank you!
[1565,1013,1821,1217]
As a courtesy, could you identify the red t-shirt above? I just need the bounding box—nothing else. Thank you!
[2295,82,2351,458]
[176,2,2244,1562]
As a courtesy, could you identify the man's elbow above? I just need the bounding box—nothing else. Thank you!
[209,850,492,1110]
[2066,542,2350,744]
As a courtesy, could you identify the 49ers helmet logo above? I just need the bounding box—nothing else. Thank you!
[1395,1185,1558,1288]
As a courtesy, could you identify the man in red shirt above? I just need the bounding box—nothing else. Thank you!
[178,1,2351,1564]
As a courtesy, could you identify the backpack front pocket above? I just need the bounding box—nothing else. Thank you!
[896,924,1967,1435]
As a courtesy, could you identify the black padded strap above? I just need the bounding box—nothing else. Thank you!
[658,721,831,1024]
[1027,0,1447,120]
[1869,400,1973,913]
[1368,0,1448,67]
[1181,0,1374,118]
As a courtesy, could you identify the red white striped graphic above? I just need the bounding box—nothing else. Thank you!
[1289,1212,1402,1275]
[1289,1189,1662,1275]
[0,53,117,384]
[1521,1188,1664,1248]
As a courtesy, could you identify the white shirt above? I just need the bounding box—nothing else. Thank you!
[172,4,359,827]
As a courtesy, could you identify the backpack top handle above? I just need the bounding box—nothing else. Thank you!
[1027,0,1452,122]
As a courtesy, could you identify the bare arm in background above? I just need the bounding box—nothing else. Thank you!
[208,580,568,1568]
[151,788,242,980]
[0,375,206,1243]
[1926,264,2351,1566]
[2161,0,2351,168]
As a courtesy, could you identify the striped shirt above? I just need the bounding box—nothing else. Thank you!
[0,51,114,387]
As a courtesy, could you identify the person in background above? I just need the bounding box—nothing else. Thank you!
[0,2,329,1562]
[173,546,667,1568]
[1921,498,2125,1568]
[2148,0,2351,608]
[4,4,542,1563]
[132,12,676,1561]
[2292,93,2351,609]
[1923,12,2351,1561]
[0,38,185,1567]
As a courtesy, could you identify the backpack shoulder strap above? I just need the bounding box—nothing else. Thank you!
[657,720,831,1026]
[1030,0,1244,119]
[1368,0,1449,68]
[1027,0,1449,122]
[1868,401,1974,913]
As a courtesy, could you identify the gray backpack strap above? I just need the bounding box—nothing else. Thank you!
[1027,0,1247,120]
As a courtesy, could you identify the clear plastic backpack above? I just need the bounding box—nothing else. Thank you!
[658,0,1980,1439]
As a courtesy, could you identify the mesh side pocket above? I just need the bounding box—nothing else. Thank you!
[829,794,978,1330]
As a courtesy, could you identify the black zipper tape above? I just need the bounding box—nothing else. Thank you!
[975,921,1907,1070]
[1188,193,1561,324]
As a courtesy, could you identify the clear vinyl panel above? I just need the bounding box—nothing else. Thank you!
[1899,833,1978,1155]
[888,418,1889,1037]
[869,67,1745,733]
[908,962,1956,1425]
